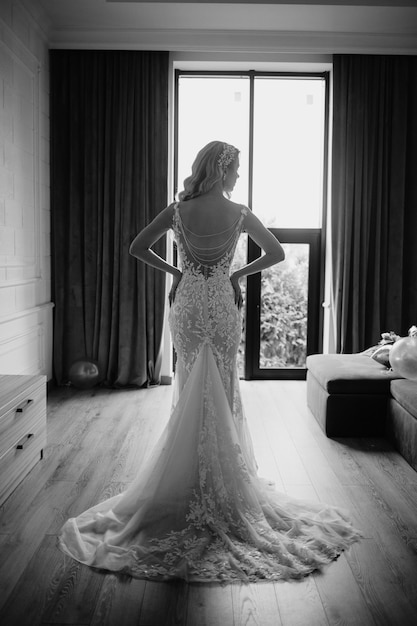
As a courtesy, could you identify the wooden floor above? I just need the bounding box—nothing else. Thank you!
[1,380,417,626]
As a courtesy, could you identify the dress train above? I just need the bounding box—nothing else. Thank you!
[59,342,361,583]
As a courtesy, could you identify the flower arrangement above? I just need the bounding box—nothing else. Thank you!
[379,326,417,344]
[379,331,402,345]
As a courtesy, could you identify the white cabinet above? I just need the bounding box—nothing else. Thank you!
[0,375,47,506]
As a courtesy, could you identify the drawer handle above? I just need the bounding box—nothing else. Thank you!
[16,433,34,450]
[16,399,34,413]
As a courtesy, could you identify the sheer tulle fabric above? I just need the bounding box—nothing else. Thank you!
[59,205,361,583]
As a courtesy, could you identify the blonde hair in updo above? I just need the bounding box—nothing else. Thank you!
[178,140,239,201]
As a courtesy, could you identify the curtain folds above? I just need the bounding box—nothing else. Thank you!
[331,55,417,353]
[50,50,169,386]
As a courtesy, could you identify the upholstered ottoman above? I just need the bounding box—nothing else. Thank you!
[306,354,400,437]
[387,379,417,471]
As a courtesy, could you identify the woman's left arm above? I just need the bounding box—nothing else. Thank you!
[129,204,182,280]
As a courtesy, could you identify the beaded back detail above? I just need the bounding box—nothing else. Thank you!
[173,202,246,274]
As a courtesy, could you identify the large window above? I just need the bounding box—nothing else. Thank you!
[175,71,328,379]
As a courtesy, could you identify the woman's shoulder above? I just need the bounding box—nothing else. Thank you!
[149,202,177,230]
[160,202,178,217]
[228,201,249,223]
[223,199,248,215]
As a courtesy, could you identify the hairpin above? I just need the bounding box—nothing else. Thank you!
[217,144,237,170]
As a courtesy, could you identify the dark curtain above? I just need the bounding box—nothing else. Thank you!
[50,50,169,386]
[331,55,417,353]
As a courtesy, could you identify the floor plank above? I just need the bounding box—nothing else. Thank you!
[273,577,328,626]
[186,584,234,626]
[231,582,282,626]
[345,538,417,626]
[0,480,75,607]
[0,535,103,626]
[345,484,417,611]
[90,574,146,626]
[138,580,189,626]
[313,554,377,626]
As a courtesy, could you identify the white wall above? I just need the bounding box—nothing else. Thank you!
[0,0,52,379]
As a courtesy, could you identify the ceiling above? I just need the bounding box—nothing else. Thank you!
[26,1,417,55]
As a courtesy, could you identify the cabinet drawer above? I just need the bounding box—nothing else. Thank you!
[0,381,46,458]
[0,376,46,415]
[0,415,47,506]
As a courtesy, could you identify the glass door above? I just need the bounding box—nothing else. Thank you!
[245,230,322,380]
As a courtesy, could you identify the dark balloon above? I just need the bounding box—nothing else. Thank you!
[68,359,101,389]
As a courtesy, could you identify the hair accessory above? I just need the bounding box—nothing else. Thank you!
[217,144,237,171]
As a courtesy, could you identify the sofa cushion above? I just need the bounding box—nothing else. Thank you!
[306,354,400,394]
[390,379,417,419]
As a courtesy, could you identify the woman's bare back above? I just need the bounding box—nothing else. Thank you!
[176,196,245,266]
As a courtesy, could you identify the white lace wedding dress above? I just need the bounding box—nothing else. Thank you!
[59,204,361,583]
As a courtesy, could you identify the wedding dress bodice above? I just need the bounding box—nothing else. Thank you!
[169,203,246,409]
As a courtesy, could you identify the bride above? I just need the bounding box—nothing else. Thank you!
[59,141,361,583]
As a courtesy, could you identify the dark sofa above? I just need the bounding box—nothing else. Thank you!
[306,354,417,471]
